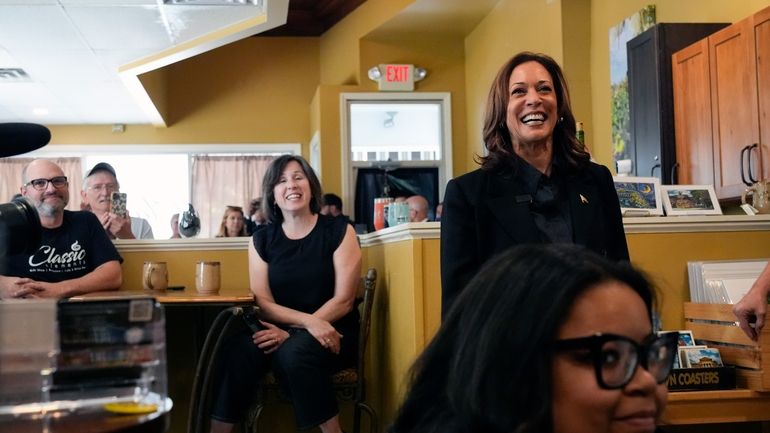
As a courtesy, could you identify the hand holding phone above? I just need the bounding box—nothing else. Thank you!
[110,192,127,218]
[242,305,266,333]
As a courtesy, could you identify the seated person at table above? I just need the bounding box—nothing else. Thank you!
[390,244,676,433]
[321,193,353,226]
[210,155,361,433]
[406,195,430,222]
[0,159,122,299]
[215,205,248,237]
[81,162,154,239]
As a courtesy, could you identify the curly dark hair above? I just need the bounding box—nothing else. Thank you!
[390,244,656,433]
[479,52,590,171]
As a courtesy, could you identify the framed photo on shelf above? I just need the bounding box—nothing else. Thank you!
[661,185,722,216]
[613,176,664,216]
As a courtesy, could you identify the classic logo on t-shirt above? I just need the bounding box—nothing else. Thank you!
[27,240,88,273]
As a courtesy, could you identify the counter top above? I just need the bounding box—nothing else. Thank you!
[71,287,253,305]
[357,215,770,247]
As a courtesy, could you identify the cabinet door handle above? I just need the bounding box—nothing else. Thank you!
[748,143,759,184]
[650,163,661,178]
[671,162,679,184]
[740,145,751,186]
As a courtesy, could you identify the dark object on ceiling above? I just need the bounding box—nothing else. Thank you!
[0,123,51,157]
[259,0,366,37]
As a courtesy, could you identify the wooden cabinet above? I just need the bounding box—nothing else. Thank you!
[672,39,716,185]
[673,6,770,199]
[628,23,727,183]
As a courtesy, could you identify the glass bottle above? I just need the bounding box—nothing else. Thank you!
[576,121,585,147]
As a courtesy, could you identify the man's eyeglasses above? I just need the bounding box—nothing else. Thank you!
[25,176,68,191]
[88,183,118,193]
[553,332,678,389]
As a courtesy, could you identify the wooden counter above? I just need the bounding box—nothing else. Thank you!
[71,287,253,305]
[360,217,770,431]
[665,389,770,425]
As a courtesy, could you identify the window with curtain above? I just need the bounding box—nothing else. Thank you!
[192,155,275,238]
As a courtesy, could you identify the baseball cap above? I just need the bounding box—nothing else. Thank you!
[86,162,117,178]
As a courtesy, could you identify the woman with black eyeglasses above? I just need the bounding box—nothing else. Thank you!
[390,243,676,433]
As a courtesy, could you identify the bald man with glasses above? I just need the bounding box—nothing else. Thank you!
[0,159,122,299]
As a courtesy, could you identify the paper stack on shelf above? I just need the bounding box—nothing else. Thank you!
[688,259,768,303]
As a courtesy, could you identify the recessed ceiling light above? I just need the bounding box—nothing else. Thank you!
[33,108,49,116]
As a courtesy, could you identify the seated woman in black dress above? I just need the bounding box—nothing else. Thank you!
[210,155,362,433]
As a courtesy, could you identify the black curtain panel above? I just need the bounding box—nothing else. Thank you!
[354,167,439,232]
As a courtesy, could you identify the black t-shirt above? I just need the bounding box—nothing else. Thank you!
[253,214,359,335]
[7,210,122,282]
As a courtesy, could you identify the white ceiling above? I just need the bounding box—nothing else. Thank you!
[0,0,288,125]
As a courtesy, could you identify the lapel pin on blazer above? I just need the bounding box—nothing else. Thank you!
[579,194,589,204]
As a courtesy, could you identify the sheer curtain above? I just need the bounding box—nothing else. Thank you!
[191,155,275,237]
[0,158,83,210]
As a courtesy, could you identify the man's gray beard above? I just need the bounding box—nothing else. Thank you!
[36,200,65,218]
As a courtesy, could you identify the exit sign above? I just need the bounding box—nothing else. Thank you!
[378,64,414,91]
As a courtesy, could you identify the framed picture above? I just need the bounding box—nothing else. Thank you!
[613,176,664,216]
[681,346,724,368]
[674,330,695,347]
[661,185,722,216]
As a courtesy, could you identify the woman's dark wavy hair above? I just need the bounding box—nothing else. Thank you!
[261,154,324,224]
[389,244,656,433]
[479,52,590,172]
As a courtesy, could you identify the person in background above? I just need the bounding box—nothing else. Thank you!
[245,197,266,235]
[215,205,248,238]
[435,201,443,221]
[321,193,353,225]
[170,213,181,239]
[733,263,770,340]
[81,162,154,239]
[390,244,676,433]
[440,51,628,317]
[406,195,430,222]
[0,159,122,299]
[210,155,360,433]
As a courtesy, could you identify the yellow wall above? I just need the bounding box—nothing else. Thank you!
[589,0,770,168]
[47,37,320,157]
[627,230,770,330]
[116,247,249,291]
[361,237,441,428]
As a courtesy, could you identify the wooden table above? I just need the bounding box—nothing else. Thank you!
[1,398,173,433]
[71,287,254,305]
[664,389,770,429]
[72,288,252,433]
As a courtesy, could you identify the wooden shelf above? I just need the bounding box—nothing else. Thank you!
[664,389,770,424]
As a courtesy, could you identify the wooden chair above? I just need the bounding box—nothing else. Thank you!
[188,304,250,433]
[244,268,378,433]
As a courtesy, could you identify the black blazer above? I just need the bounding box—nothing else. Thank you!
[440,162,629,316]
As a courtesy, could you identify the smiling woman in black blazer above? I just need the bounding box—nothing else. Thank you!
[440,52,629,317]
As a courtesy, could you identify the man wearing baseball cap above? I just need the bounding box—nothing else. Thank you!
[81,162,154,239]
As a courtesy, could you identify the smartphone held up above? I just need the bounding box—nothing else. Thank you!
[110,192,127,218]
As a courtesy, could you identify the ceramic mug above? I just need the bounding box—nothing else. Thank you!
[742,180,770,214]
[373,197,393,231]
[143,261,168,291]
[196,261,221,294]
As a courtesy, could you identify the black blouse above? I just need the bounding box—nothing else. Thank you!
[253,214,358,335]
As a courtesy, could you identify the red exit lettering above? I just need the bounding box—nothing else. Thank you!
[385,65,410,83]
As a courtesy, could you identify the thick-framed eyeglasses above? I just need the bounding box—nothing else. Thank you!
[553,331,678,389]
[25,176,69,191]
[88,183,119,193]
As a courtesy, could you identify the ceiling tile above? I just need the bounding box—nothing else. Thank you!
[66,5,172,51]
[11,49,114,82]
[0,6,89,50]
